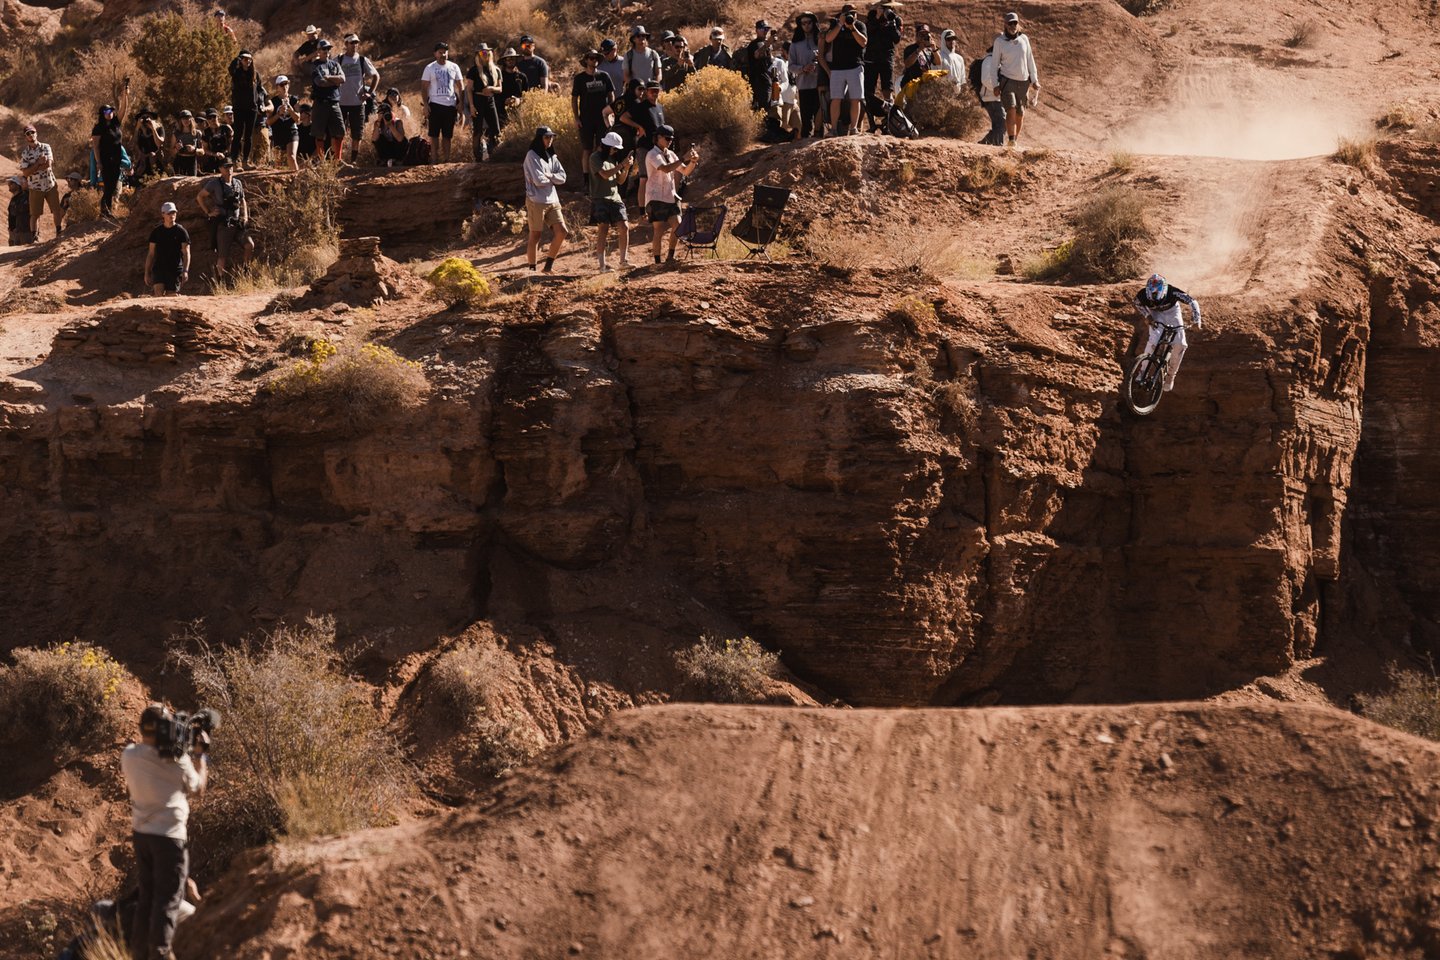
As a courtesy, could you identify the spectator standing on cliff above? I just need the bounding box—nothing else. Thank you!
[624,27,663,86]
[7,178,33,245]
[266,77,301,171]
[421,41,466,163]
[172,110,202,175]
[864,1,904,119]
[90,80,130,219]
[516,36,554,93]
[620,80,664,213]
[572,50,616,189]
[337,35,380,164]
[900,24,942,86]
[825,5,867,135]
[197,157,252,278]
[214,9,235,39]
[131,107,166,183]
[144,202,190,296]
[19,124,63,240]
[662,34,695,91]
[228,51,265,168]
[294,24,323,68]
[309,39,346,160]
[742,20,777,110]
[589,131,634,272]
[497,49,529,129]
[597,39,626,90]
[466,46,503,162]
[991,11,1039,146]
[938,29,966,92]
[523,126,568,272]
[694,27,733,71]
[969,50,1006,146]
[790,15,823,138]
[645,125,698,265]
[297,102,316,157]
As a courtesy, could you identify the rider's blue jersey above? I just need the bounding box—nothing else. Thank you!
[1135,286,1201,328]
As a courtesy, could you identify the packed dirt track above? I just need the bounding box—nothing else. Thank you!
[182,702,1440,960]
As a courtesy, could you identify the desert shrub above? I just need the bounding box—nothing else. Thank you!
[1109,150,1137,174]
[0,642,131,754]
[171,617,410,840]
[246,161,345,284]
[1334,135,1378,169]
[890,295,937,331]
[424,643,540,777]
[903,72,986,139]
[428,258,494,305]
[464,201,527,240]
[0,286,66,316]
[1377,102,1420,130]
[675,635,780,703]
[130,9,239,120]
[336,0,427,48]
[54,42,137,113]
[64,187,106,224]
[663,65,762,153]
[1022,238,1077,281]
[806,219,975,277]
[1119,0,1176,13]
[1284,19,1320,49]
[455,0,589,63]
[265,337,427,428]
[1415,122,1440,143]
[492,90,583,175]
[1357,666,1440,740]
[61,0,105,28]
[1067,186,1154,282]
[957,154,1019,191]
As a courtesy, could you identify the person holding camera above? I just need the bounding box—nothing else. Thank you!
[337,35,380,165]
[169,111,201,176]
[825,5,868,135]
[90,79,131,219]
[372,88,410,167]
[589,130,634,272]
[196,157,252,278]
[120,703,208,960]
[644,125,698,265]
[864,1,904,120]
[266,77,301,171]
[790,14,824,138]
[131,108,167,184]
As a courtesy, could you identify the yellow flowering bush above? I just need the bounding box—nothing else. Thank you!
[265,337,427,430]
[0,641,132,752]
[427,258,494,305]
[674,635,781,703]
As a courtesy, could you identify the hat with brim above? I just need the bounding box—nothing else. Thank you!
[500,47,520,59]
[710,27,726,37]
[536,126,555,137]
[434,41,449,50]
[179,109,193,118]
[644,79,662,89]
[345,34,359,43]
[873,0,903,7]
[655,124,675,139]
[631,25,649,37]
[581,49,600,62]
[476,43,492,52]
[600,131,624,149]
[317,39,333,49]
[304,24,318,34]
[756,19,772,30]
[65,171,82,181]
[219,158,235,167]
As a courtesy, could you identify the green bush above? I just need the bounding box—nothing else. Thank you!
[130,10,239,120]
[0,642,131,754]
[675,635,781,703]
[663,66,761,154]
[171,617,410,841]
[1357,666,1440,740]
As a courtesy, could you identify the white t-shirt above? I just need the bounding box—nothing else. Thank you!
[20,143,56,192]
[121,743,203,840]
[645,146,681,204]
[422,60,464,107]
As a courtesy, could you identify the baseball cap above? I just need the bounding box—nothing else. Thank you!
[434,40,449,50]
[274,75,288,84]
[220,157,236,168]
[178,109,193,118]
[23,124,36,133]
[600,131,624,148]
[520,34,534,43]
[582,49,600,61]
[160,201,178,214]
[710,27,725,38]
[655,124,675,138]
[204,108,218,117]
[317,38,333,49]
[222,104,234,113]
[630,25,648,37]
[756,19,772,29]
[644,79,662,89]
[1004,11,1020,22]
[139,704,170,735]
[304,24,318,34]
[600,38,617,50]
[238,49,252,59]
[536,125,555,137]
[477,43,493,52]
[345,34,359,42]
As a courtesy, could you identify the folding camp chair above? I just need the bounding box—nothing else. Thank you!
[677,205,728,259]
[731,185,791,260]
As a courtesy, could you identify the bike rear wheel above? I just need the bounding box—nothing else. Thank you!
[1125,354,1165,415]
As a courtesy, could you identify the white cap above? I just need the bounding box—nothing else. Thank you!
[275,74,289,84]
[711,27,725,38]
[160,201,178,213]
[600,131,624,149]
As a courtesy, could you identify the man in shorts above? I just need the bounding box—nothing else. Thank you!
[196,158,252,279]
[337,34,380,164]
[644,125,699,265]
[571,50,615,190]
[589,131,634,272]
[824,4,868,135]
[144,202,191,296]
[990,11,1040,146]
[18,123,63,240]
[309,39,347,160]
[522,126,568,272]
[422,41,466,163]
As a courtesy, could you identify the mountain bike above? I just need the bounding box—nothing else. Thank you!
[1124,320,1183,416]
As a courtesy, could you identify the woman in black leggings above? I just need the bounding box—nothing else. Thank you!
[89,81,130,218]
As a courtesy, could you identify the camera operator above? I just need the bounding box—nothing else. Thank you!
[864,1,904,125]
[196,157,252,279]
[120,704,208,960]
[824,4,868,135]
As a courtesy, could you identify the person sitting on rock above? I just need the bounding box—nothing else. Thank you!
[372,88,411,168]
[1133,273,1202,392]
[523,126,568,272]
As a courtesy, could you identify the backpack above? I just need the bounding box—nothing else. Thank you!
[967,57,985,96]
[885,106,919,140]
[404,136,431,166]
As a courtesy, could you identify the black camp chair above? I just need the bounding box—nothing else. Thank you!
[677,204,728,259]
[731,185,791,260]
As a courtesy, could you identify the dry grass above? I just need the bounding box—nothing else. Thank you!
[492,91,583,177]
[663,65,763,154]
[957,154,1020,191]
[170,617,411,841]
[1109,150,1137,174]
[903,72,986,139]
[1334,135,1378,170]
[1357,665,1440,741]
[1067,186,1154,282]
[1377,102,1420,131]
[455,0,592,63]
[1119,0,1176,13]
[890,295,937,331]
[0,286,66,316]
[334,0,428,48]
[806,219,978,279]
[1021,238,1077,281]
[423,642,541,777]
[0,642,131,756]
[675,635,780,704]
[265,337,428,430]
[1415,122,1440,143]
[249,161,346,280]
[1284,19,1321,49]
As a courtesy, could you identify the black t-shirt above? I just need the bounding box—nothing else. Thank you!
[571,70,615,126]
[8,191,28,231]
[901,42,936,83]
[829,20,867,70]
[626,99,664,146]
[517,54,549,89]
[501,70,529,101]
[295,39,319,61]
[466,63,501,101]
[149,224,190,273]
[207,124,233,154]
[269,95,299,138]
[92,120,124,159]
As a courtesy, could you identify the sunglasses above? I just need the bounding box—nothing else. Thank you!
[24,129,37,135]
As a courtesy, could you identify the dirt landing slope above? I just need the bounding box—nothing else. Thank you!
[184,702,1440,960]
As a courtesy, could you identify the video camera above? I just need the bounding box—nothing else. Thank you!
[154,707,222,760]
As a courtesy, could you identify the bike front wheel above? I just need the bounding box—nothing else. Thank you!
[1125,354,1165,416]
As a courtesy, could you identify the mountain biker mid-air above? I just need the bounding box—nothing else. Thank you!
[1134,273,1202,392]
